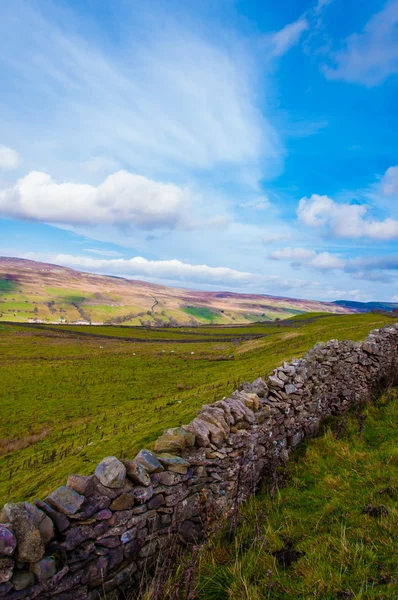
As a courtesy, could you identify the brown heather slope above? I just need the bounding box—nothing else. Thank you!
[0,256,351,325]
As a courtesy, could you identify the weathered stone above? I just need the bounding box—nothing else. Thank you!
[157,454,191,474]
[151,471,181,486]
[0,558,13,584]
[285,383,298,395]
[184,418,211,447]
[46,486,85,516]
[34,500,70,532]
[66,475,96,497]
[11,570,35,591]
[251,377,268,397]
[139,541,157,558]
[0,503,44,563]
[95,457,126,489]
[154,433,186,454]
[148,494,165,510]
[110,493,134,511]
[0,525,16,556]
[161,426,195,448]
[122,461,150,489]
[30,557,56,582]
[131,486,154,504]
[95,509,112,521]
[134,450,163,473]
[268,375,285,389]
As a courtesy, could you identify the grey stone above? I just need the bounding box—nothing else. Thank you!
[157,454,191,474]
[95,456,126,488]
[66,475,96,497]
[30,557,56,582]
[0,558,13,584]
[0,525,16,556]
[34,500,70,532]
[109,493,135,511]
[46,486,85,515]
[131,486,153,504]
[134,450,163,473]
[123,460,152,486]
[11,570,35,591]
[0,503,45,563]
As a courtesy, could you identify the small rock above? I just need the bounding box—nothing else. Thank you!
[34,500,70,532]
[268,375,285,389]
[154,433,186,454]
[0,525,16,556]
[134,450,164,473]
[285,383,298,395]
[30,557,56,582]
[95,456,126,488]
[46,486,85,515]
[157,454,191,474]
[123,460,151,486]
[363,504,389,517]
[131,486,154,504]
[11,570,35,591]
[67,474,96,497]
[0,558,13,584]
[0,503,45,563]
[110,493,135,511]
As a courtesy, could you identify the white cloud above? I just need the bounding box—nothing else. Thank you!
[298,194,398,239]
[0,145,20,170]
[380,165,398,197]
[262,234,287,244]
[270,246,346,270]
[0,170,194,230]
[392,294,398,301]
[270,247,316,261]
[81,157,120,174]
[311,251,345,270]
[269,18,309,57]
[84,248,123,257]
[240,197,270,210]
[19,251,314,292]
[324,0,398,86]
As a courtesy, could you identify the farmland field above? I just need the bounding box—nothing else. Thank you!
[0,313,395,507]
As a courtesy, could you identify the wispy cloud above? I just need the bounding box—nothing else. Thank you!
[0,1,282,183]
[324,0,398,86]
[269,18,309,57]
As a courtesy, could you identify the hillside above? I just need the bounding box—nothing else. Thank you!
[0,257,351,325]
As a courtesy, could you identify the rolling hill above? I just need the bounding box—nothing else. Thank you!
[0,256,352,325]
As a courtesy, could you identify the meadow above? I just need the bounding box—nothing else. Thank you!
[0,312,394,507]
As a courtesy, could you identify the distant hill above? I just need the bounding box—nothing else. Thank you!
[0,256,352,325]
[334,300,398,313]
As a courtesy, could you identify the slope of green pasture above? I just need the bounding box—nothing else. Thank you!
[0,313,394,506]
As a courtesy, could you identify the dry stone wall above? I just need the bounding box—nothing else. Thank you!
[1,324,398,599]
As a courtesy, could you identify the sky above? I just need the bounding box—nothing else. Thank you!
[0,0,397,302]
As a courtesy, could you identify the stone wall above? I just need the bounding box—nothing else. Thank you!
[1,324,397,599]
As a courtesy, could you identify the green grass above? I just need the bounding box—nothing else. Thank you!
[193,390,398,599]
[0,278,18,292]
[182,306,223,322]
[0,313,394,506]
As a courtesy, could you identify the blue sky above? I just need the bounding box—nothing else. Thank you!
[0,0,397,301]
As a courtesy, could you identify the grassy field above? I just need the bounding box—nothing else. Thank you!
[0,313,395,507]
[192,390,398,600]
